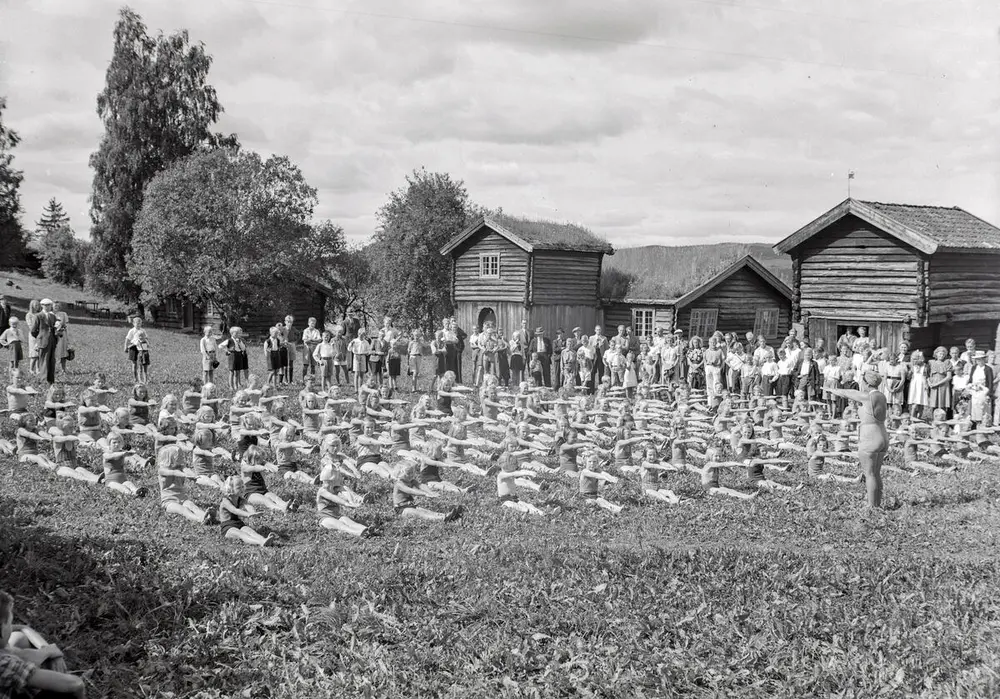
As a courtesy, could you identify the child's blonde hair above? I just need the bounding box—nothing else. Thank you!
[224,475,243,496]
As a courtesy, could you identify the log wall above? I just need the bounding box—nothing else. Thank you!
[530,251,603,305]
[674,267,791,341]
[797,215,921,322]
[602,302,674,338]
[452,231,529,302]
[927,252,1000,324]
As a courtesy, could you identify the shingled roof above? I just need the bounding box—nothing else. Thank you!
[440,214,614,256]
[774,198,1000,255]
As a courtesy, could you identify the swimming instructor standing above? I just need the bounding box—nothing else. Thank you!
[829,363,888,508]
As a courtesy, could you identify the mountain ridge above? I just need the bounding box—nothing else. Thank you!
[602,242,792,300]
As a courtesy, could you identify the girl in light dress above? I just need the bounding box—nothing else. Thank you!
[907,350,929,419]
[101,430,150,498]
[219,475,276,547]
[316,462,371,537]
[822,358,843,418]
[199,325,221,385]
[495,450,547,516]
[347,329,370,397]
[158,444,212,524]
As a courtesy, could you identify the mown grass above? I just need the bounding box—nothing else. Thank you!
[2,320,1000,697]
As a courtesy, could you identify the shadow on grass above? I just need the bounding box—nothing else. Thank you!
[0,497,239,697]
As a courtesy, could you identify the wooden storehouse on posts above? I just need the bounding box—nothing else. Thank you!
[440,215,614,335]
[774,198,1000,353]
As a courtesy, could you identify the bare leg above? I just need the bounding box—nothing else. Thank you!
[859,449,884,508]
[320,516,368,536]
[399,506,446,521]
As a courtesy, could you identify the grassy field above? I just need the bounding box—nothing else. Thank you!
[2,317,1000,697]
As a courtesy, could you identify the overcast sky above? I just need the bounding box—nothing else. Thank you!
[1,0,998,248]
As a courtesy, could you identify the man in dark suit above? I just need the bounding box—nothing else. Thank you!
[531,327,553,387]
[31,298,59,385]
[515,319,530,351]
[0,294,11,335]
[552,328,565,390]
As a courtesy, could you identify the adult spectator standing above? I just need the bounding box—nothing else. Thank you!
[969,350,995,422]
[531,327,553,387]
[552,328,565,390]
[960,338,977,366]
[25,299,40,375]
[283,315,300,383]
[589,325,607,384]
[31,299,59,385]
[442,318,460,378]
[342,310,361,382]
[660,332,682,383]
[753,336,772,366]
[452,317,468,383]
[0,294,11,336]
[625,326,640,355]
[52,302,71,375]
[514,319,530,351]
[302,317,322,377]
[837,326,858,356]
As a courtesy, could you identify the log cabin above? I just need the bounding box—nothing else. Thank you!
[602,255,792,341]
[440,214,614,335]
[150,278,332,339]
[773,198,1000,353]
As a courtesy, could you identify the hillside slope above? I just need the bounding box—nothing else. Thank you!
[604,242,792,299]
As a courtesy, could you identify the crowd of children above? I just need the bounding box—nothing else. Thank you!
[4,319,1000,696]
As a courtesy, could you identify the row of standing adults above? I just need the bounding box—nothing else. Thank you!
[0,295,71,385]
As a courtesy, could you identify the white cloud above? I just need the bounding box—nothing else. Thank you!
[0,0,998,248]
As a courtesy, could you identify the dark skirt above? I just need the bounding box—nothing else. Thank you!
[267,350,282,372]
[388,357,401,378]
[278,347,289,369]
[510,354,524,373]
[436,353,447,376]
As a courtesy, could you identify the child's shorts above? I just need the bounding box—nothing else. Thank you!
[394,504,414,515]
[498,493,518,503]
[357,454,381,467]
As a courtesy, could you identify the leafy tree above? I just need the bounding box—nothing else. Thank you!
[0,96,31,269]
[88,7,236,303]
[327,245,372,323]
[369,168,473,330]
[128,148,326,325]
[39,227,88,287]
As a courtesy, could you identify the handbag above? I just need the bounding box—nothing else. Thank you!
[66,348,75,361]
[212,359,220,369]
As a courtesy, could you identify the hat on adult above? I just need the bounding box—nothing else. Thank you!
[974,350,988,360]
[673,329,683,335]
[534,327,544,335]
[572,326,582,334]
[862,365,883,388]
[40,298,53,306]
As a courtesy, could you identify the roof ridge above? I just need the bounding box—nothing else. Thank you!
[857,199,962,211]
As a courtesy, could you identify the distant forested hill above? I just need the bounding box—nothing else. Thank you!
[601,242,792,300]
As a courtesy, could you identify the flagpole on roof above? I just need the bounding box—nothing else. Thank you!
[847,170,855,199]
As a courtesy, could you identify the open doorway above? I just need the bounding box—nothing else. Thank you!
[477,306,497,331]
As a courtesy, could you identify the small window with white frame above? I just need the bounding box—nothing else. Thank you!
[479,254,500,278]
[753,308,779,338]
[689,308,718,339]
[632,308,654,341]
